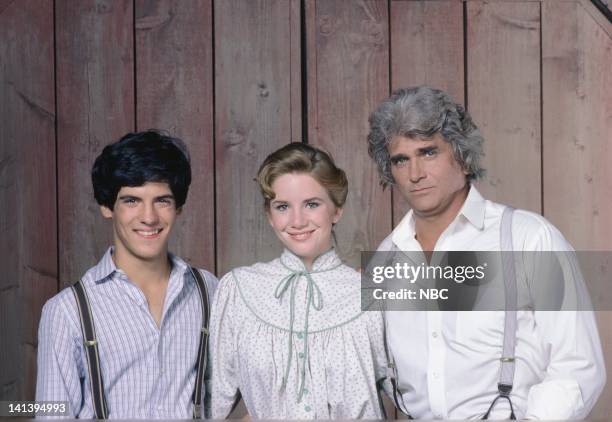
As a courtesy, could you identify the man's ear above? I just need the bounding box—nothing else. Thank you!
[176,207,183,216]
[100,205,113,219]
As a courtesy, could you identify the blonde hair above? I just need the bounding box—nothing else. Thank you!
[257,143,348,209]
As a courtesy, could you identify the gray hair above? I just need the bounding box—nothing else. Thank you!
[367,86,485,188]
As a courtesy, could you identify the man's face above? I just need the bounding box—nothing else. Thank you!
[388,133,469,220]
[101,181,179,264]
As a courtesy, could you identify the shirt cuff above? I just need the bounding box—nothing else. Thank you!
[525,378,583,419]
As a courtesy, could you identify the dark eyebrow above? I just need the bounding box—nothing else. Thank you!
[417,145,438,154]
[118,195,140,201]
[390,153,409,162]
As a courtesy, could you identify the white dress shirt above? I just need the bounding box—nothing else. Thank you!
[209,248,388,419]
[381,186,605,419]
[36,248,218,418]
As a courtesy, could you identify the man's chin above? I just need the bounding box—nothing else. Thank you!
[125,246,168,263]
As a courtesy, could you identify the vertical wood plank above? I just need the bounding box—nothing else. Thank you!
[215,0,300,275]
[390,0,464,226]
[307,0,391,267]
[542,1,612,416]
[290,0,302,143]
[0,0,56,400]
[135,0,215,272]
[542,0,612,250]
[56,0,135,284]
[467,1,541,212]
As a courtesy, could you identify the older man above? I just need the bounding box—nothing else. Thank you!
[367,86,605,419]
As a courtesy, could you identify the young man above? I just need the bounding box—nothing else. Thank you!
[36,131,218,418]
[367,86,605,419]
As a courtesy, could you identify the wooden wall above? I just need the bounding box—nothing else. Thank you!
[1,0,610,417]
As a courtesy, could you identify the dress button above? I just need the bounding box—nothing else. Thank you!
[304,405,311,412]
[297,332,303,339]
[298,352,304,358]
[303,388,309,395]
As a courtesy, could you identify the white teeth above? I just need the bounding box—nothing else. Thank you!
[138,229,161,236]
[291,231,312,240]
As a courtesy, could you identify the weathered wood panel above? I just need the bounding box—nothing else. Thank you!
[215,0,301,275]
[0,0,56,400]
[56,0,135,284]
[307,0,392,267]
[390,0,465,226]
[542,0,612,249]
[135,0,215,272]
[468,1,541,213]
[542,0,612,416]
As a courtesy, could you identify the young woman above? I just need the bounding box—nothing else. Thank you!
[209,143,388,419]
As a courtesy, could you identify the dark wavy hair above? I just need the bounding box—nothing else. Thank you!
[91,130,191,210]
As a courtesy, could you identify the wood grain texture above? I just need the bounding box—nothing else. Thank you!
[0,0,56,400]
[390,0,465,226]
[56,0,135,284]
[542,0,612,250]
[542,1,612,416]
[135,0,215,272]
[214,0,299,275]
[290,0,302,143]
[467,1,541,213]
[307,0,392,268]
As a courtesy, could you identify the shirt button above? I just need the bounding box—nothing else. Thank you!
[303,388,309,395]
[298,352,304,358]
[304,405,311,412]
[432,331,438,338]
[432,372,439,379]
[297,332,303,339]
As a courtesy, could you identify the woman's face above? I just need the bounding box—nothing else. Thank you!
[267,172,343,269]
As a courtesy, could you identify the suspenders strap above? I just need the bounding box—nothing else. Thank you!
[379,208,519,419]
[71,267,210,420]
[483,207,518,420]
[71,280,109,419]
[190,267,211,419]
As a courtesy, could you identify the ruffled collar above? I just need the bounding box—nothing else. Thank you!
[279,247,342,273]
